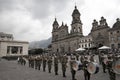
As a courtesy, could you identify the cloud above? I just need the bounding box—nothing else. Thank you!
[0,0,120,42]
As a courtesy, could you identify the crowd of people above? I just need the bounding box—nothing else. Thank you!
[17,50,120,80]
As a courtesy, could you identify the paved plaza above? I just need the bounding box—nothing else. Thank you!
[0,56,119,80]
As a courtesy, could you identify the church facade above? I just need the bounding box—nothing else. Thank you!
[51,6,120,54]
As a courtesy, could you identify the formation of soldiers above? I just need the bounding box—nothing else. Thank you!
[17,51,120,80]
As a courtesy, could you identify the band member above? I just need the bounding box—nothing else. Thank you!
[70,57,77,80]
[101,53,107,73]
[47,56,53,73]
[90,54,95,62]
[83,56,91,80]
[107,56,116,80]
[61,55,68,77]
[80,55,84,64]
[54,55,59,75]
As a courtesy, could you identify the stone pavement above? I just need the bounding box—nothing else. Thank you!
[0,56,116,80]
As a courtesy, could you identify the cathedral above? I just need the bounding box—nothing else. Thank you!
[51,6,120,54]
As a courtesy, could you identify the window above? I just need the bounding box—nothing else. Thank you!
[117,31,119,33]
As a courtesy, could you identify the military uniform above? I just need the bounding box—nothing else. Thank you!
[83,57,91,80]
[61,55,68,77]
[70,57,77,80]
[101,54,107,73]
[47,56,53,73]
[107,56,116,80]
[43,56,47,72]
[54,56,59,75]
[38,56,42,70]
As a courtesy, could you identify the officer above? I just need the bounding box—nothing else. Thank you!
[47,56,53,73]
[107,56,116,80]
[61,54,68,77]
[70,57,77,80]
[83,56,91,80]
[43,56,47,72]
[54,55,59,75]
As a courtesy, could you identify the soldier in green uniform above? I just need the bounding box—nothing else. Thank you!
[38,55,42,70]
[47,56,53,73]
[42,56,47,72]
[61,55,68,77]
[83,56,91,80]
[54,55,59,75]
[35,56,38,69]
[107,55,116,80]
[70,56,77,80]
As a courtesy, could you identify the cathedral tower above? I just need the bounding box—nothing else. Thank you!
[70,6,83,36]
[52,18,59,42]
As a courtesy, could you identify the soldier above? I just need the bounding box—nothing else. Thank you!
[101,53,107,73]
[54,55,59,75]
[61,55,68,77]
[42,56,47,72]
[47,56,53,73]
[90,54,95,62]
[28,56,32,67]
[107,56,116,80]
[35,56,38,69]
[31,56,35,68]
[38,56,42,70]
[75,53,79,61]
[70,57,77,80]
[83,56,91,80]
[80,55,84,64]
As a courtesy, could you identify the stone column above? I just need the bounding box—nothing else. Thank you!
[17,47,20,54]
[9,46,12,54]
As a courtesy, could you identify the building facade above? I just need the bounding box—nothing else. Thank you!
[0,32,29,57]
[51,6,120,54]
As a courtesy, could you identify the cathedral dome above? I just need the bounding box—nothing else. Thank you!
[112,18,120,30]
[72,6,80,16]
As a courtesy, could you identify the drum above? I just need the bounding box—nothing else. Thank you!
[112,59,120,74]
[87,62,99,74]
[72,61,83,71]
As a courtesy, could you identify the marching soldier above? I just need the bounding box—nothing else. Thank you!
[107,55,116,80]
[35,56,38,69]
[54,55,59,75]
[31,56,35,68]
[83,56,91,80]
[101,53,107,73]
[61,55,68,77]
[38,56,42,70]
[90,54,95,62]
[70,57,77,80]
[47,56,53,73]
[43,56,47,72]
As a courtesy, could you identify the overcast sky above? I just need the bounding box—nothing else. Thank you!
[0,0,120,42]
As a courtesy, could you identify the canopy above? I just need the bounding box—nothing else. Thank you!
[98,46,111,50]
[75,48,85,51]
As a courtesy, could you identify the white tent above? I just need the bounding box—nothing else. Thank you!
[76,48,85,51]
[98,46,111,50]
